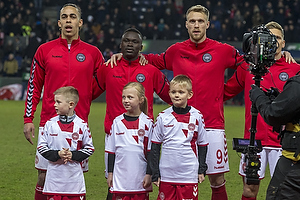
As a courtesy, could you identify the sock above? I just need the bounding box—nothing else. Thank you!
[35,184,47,200]
[241,195,256,200]
[211,181,228,200]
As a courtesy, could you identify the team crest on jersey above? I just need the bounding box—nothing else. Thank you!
[203,53,212,63]
[35,155,39,164]
[72,132,79,140]
[76,53,85,62]
[279,72,289,81]
[138,129,145,136]
[188,123,196,131]
[136,73,146,83]
[159,192,165,200]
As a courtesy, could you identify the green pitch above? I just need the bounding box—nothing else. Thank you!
[0,100,270,199]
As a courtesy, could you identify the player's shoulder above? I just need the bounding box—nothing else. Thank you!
[37,38,59,51]
[210,38,235,49]
[80,40,102,54]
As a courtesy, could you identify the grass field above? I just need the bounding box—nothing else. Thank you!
[0,100,271,199]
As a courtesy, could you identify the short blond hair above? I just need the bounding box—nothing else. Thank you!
[170,75,192,92]
[186,5,209,20]
[54,86,79,104]
[265,21,284,38]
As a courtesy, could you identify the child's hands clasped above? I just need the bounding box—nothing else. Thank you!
[58,148,72,164]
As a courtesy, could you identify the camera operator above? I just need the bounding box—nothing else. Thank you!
[225,21,300,200]
[250,72,300,199]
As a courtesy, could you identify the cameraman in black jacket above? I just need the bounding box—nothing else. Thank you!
[250,74,300,200]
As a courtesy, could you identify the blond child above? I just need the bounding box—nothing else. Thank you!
[150,75,208,200]
[105,82,153,200]
[37,86,94,200]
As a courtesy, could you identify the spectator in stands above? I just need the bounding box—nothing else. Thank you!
[3,53,18,77]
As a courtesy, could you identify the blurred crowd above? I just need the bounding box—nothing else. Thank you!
[1,0,300,78]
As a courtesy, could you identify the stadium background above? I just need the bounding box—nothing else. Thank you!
[1,0,300,104]
[0,1,299,199]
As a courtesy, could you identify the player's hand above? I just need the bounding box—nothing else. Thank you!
[283,51,296,64]
[105,53,123,68]
[143,174,151,188]
[198,174,205,183]
[23,123,35,145]
[107,172,113,187]
[139,53,148,66]
[153,177,161,187]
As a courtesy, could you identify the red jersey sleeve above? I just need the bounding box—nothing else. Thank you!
[224,64,249,101]
[151,66,172,105]
[24,45,46,124]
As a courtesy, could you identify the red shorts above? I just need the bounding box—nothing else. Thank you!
[46,195,86,200]
[112,193,149,200]
[157,182,198,200]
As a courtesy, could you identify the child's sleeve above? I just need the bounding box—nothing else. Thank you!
[197,112,208,175]
[37,122,60,162]
[150,116,163,181]
[106,119,117,173]
[71,123,94,162]
[146,120,154,175]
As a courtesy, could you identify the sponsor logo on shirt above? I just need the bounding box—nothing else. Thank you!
[203,53,212,62]
[164,124,174,127]
[279,72,289,81]
[136,73,146,83]
[52,55,62,58]
[116,132,125,135]
[76,53,86,62]
[113,75,122,78]
[49,133,58,136]
[181,55,189,59]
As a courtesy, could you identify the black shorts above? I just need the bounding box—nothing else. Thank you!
[266,156,300,200]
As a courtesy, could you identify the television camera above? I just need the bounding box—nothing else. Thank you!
[233,25,278,185]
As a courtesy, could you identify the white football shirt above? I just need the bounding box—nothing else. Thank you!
[37,115,94,195]
[152,106,208,183]
[105,112,153,193]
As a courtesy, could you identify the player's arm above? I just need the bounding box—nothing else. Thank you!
[23,49,46,144]
[153,69,172,105]
[224,64,248,101]
[251,79,300,127]
[92,52,105,100]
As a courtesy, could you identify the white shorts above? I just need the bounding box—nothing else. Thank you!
[239,147,282,179]
[205,129,230,175]
[35,127,89,172]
